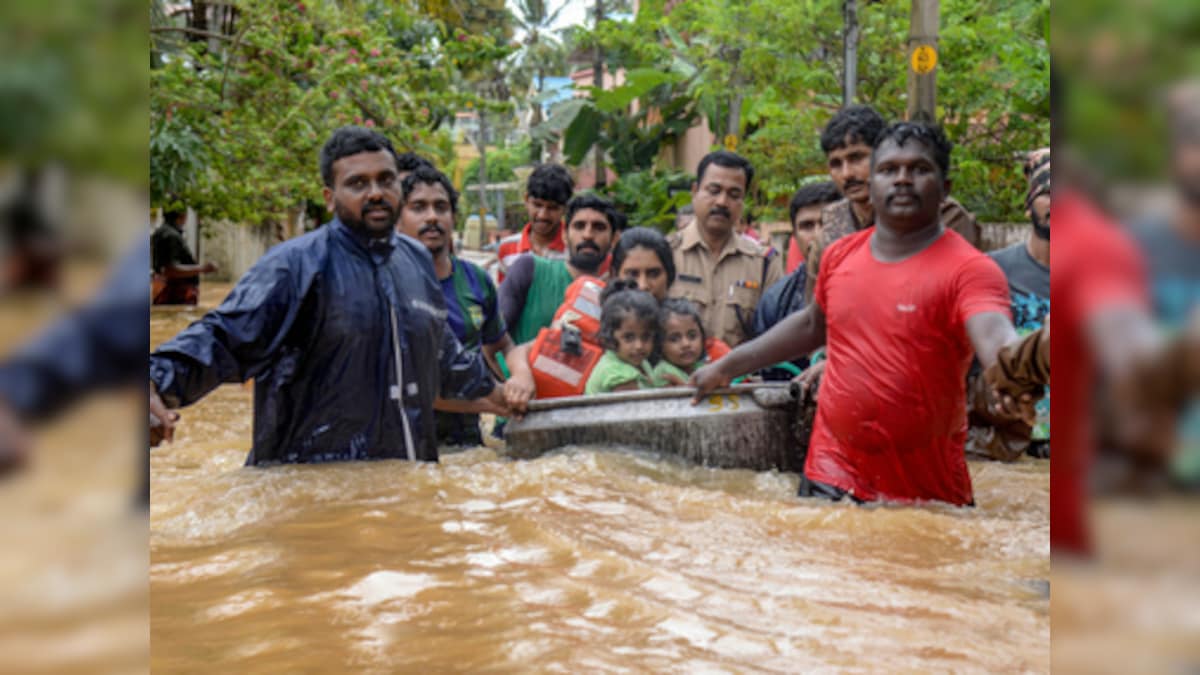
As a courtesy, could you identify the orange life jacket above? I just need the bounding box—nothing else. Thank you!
[527,275,610,398]
[528,326,605,398]
[705,336,731,363]
[552,275,605,344]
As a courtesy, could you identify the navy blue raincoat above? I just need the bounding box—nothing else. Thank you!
[149,219,495,465]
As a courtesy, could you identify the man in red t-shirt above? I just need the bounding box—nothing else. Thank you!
[691,122,1032,505]
[496,164,573,282]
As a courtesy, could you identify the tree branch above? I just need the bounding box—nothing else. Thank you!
[151,26,235,42]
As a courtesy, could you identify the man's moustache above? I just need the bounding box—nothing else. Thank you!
[419,224,444,236]
[711,208,731,218]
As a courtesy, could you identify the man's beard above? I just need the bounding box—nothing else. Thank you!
[337,199,396,238]
[569,243,605,273]
[1177,173,1200,206]
[1031,212,1049,240]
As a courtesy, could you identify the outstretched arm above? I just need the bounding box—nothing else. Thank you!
[689,302,826,402]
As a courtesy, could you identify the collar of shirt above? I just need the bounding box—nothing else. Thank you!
[520,221,566,252]
[332,218,397,261]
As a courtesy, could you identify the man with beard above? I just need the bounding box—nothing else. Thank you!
[691,122,1033,506]
[669,151,783,347]
[148,126,509,465]
[966,149,1052,461]
[396,166,534,446]
[499,194,621,345]
[496,163,575,283]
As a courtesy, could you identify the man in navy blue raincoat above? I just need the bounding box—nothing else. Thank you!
[148,126,506,465]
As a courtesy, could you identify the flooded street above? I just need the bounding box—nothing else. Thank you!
[151,283,1050,673]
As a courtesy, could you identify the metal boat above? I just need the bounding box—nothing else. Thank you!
[504,383,813,472]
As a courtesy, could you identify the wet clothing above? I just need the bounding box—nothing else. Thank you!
[496,221,566,283]
[499,255,575,345]
[585,351,655,394]
[966,242,1052,460]
[436,256,506,447]
[668,224,783,348]
[1129,217,1200,486]
[0,238,149,420]
[1052,192,1148,555]
[651,358,699,386]
[803,197,980,305]
[808,228,1010,506]
[149,219,495,466]
[752,265,811,378]
[151,223,200,305]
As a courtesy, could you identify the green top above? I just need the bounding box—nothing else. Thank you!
[650,359,700,387]
[585,350,656,395]
[512,257,575,345]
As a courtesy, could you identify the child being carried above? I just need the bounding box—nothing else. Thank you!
[584,282,660,394]
[652,298,709,386]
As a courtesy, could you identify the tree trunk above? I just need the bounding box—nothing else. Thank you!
[592,0,606,189]
[843,0,858,107]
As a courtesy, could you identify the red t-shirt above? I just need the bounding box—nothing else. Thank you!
[787,235,803,274]
[496,222,567,283]
[1050,191,1147,555]
[809,228,1011,505]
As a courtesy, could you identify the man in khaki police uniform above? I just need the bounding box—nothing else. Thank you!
[669,150,783,347]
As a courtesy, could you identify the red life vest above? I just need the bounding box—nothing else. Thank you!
[528,327,605,398]
[705,336,731,363]
[529,275,608,398]
[552,275,605,344]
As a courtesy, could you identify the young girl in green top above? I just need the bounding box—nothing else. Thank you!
[584,283,660,394]
[652,298,707,386]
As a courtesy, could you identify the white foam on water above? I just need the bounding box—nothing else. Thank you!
[340,570,441,606]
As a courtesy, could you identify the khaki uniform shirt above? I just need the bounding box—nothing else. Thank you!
[668,224,784,347]
[802,196,980,304]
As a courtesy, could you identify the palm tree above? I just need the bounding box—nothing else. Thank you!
[509,0,569,163]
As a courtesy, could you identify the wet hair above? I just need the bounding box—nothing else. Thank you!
[162,208,186,225]
[820,104,887,155]
[565,193,618,230]
[872,121,953,178]
[695,150,754,191]
[396,151,434,174]
[658,297,706,345]
[320,125,398,187]
[611,227,676,287]
[597,285,661,352]
[402,166,459,215]
[788,181,840,225]
[526,163,574,205]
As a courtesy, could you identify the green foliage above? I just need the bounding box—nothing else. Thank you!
[561,0,1048,223]
[151,0,514,225]
[2,2,147,183]
[604,168,692,233]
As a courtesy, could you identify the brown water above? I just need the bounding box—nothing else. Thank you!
[151,283,1050,673]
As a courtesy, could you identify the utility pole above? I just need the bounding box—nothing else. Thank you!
[843,0,858,107]
[476,111,488,228]
[592,0,606,189]
[906,0,939,123]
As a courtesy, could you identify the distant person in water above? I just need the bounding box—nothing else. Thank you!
[151,208,219,305]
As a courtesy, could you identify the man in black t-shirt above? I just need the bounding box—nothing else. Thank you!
[151,209,217,305]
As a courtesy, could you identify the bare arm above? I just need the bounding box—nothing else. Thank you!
[964,311,1021,370]
[161,261,218,279]
[689,302,827,402]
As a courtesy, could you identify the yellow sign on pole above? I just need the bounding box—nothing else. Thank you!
[723,134,737,151]
[911,45,938,74]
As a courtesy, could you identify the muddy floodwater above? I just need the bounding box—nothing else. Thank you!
[151,283,1049,673]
